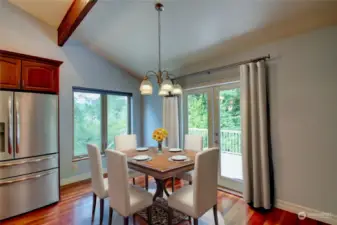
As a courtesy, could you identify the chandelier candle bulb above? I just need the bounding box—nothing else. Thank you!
[161,78,173,91]
[172,84,183,95]
[158,88,169,96]
[140,77,153,91]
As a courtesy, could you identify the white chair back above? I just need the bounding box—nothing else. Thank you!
[193,147,219,216]
[87,144,106,198]
[184,134,203,151]
[105,149,130,216]
[115,134,137,151]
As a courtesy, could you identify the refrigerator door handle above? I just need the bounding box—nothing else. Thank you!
[15,99,19,155]
[0,155,57,168]
[0,170,56,186]
[8,96,13,155]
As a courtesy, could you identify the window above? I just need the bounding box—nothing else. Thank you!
[73,87,132,158]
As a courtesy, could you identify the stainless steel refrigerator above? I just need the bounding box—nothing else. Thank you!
[0,91,59,221]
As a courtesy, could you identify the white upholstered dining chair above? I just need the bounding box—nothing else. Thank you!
[87,144,109,225]
[105,149,153,225]
[168,147,219,225]
[172,134,203,191]
[184,134,203,152]
[115,134,149,190]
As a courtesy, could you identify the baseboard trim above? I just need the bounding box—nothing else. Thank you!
[217,186,243,198]
[275,199,337,224]
[60,169,107,186]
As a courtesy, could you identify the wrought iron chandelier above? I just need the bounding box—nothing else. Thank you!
[139,2,182,96]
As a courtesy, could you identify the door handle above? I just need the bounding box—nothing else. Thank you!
[15,99,19,154]
[0,155,56,168]
[8,96,13,155]
[0,170,56,186]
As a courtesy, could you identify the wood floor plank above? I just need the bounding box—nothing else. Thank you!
[0,177,328,225]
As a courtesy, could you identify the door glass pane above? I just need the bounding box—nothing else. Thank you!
[107,95,129,149]
[219,88,242,180]
[74,92,101,157]
[187,93,208,149]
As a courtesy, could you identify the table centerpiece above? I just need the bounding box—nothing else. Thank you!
[152,128,168,153]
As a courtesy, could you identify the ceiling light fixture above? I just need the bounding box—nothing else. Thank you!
[139,2,182,97]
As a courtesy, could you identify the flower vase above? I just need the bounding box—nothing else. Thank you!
[157,141,163,153]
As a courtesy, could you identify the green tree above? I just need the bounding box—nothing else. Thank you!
[73,93,129,156]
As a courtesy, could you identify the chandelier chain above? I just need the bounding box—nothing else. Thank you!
[158,9,161,72]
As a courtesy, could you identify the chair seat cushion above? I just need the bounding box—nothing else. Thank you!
[129,185,153,215]
[176,171,194,182]
[168,186,196,218]
[128,169,143,178]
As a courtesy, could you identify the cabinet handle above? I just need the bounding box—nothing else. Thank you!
[0,170,56,186]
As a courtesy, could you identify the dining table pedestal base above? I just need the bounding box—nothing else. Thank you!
[153,178,170,201]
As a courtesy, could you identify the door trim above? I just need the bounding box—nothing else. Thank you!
[182,82,243,192]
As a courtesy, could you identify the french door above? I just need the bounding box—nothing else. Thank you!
[183,82,243,192]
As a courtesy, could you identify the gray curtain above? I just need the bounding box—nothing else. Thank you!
[163,96,179,148]
[240,61,271,210]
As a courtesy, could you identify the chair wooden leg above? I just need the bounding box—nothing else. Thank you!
[133,177,136,185]
[193,218,198,225]
[168,207,173,225]
[133,214,136,225]
[188,216,192,224]
[124,217,129,225]
[145,175,149,190]
[213,204,218,225]
[147,206,152,225]
[189,180,192,185]
[171,177,175,192]
[91,193,97,222]
[108,207,113,225]
[99,199,104,225]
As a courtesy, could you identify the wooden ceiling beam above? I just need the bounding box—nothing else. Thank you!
[57,0,97,46]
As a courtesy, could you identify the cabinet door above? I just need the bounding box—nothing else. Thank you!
[0,56,21,89]
[22,61,58,93]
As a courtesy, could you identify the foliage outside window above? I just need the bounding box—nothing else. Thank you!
[187,88,241,152]
[73,88,132,158]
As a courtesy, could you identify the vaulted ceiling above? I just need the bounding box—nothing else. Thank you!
[8,0,73,27]
[8,0,337,78]
[73,0,337,77]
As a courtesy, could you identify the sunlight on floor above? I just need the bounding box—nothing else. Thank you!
[221,152,243,180]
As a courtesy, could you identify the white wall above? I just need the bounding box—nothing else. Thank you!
[0,1,141,182]
[177,26,337,215]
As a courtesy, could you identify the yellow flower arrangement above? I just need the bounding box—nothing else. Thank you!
[152,128,168,142]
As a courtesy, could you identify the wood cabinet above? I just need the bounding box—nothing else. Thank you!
[0,56,21,89]
[0,50,62,93]
[22,61,58,93]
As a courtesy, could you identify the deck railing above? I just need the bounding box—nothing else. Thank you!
[188,128,242,155]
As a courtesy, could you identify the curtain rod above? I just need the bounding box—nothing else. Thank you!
[182,54,271,77]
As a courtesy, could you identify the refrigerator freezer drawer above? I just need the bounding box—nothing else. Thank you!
[0,168,59,221]
[0,154,58,179]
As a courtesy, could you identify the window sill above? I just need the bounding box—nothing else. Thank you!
[72,154,106,162]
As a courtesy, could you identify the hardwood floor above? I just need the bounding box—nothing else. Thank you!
[1,177,328,225]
